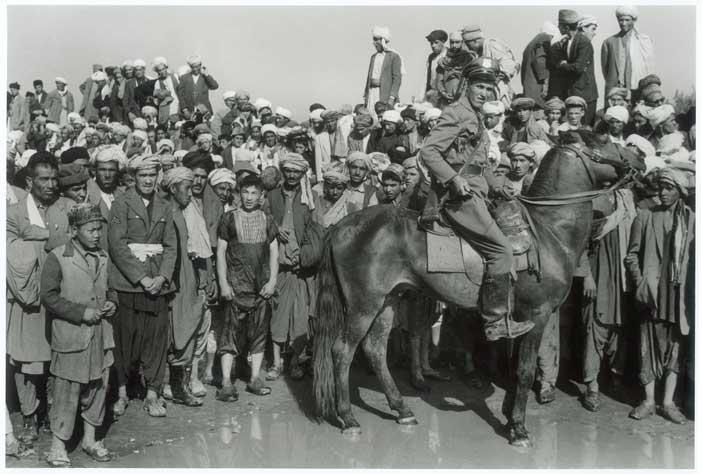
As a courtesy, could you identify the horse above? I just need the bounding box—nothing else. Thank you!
[312,130,642,447]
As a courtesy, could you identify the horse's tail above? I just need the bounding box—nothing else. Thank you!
[312,234,346,420]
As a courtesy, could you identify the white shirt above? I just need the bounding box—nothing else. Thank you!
[100,190,115,210]
[191,73,200,84]
[371,52,386,81]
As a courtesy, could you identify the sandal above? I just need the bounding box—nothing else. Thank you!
[82,440,112,462]
[629,401,655,420]
[246,378,272,396]
[46,448,71,467]
[143,397,167,417]
[265,366,282,381]
[112,397,128,418]
[215,385,239,402]
[6,438,35,459]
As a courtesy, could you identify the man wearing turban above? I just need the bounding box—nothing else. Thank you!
[312,163,351,229]
[364,26,404,117]
[108,145,176,419]
[45,77,75,126]
[150,58,183,127]
[344,151,379,212]
[124,59,149,126]
[604,105,630,144]
[435,31,476,107]
[368,110,405,157]
[601,5,655,97]
[625,166,693,424]
[347,113,374,153]
[177,55,219,114]
[265,153,324,381]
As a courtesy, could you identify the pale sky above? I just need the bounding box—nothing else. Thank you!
[7,4,697,121]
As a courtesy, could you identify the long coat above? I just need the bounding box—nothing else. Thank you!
[79,77,101,123]
[521,32,552,101]
[170,201,205,351]
[625,204,694,335]
[6,195,71,364]
[177,73,219,114]
[85,178,124,251]
[601,30,655,96]
[363,50,402,104]
[123,77,148,121]
[107,187,177,294]
[45,89,75,124]
[547,32,598,102]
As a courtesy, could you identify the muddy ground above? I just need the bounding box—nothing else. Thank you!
[6,364,694,469]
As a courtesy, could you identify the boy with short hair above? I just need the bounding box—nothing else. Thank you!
[379,163,406,206]
[41,203,116,466]
[216,175,279,401]
[559,96,588,131]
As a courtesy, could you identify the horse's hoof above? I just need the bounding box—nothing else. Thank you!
[342,426,362,436]
[397,416,418,425]
[509,436,532,448]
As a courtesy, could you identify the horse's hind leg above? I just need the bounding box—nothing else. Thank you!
[333,311,375,434]
[363,303,417,425]
[507,306,549,448]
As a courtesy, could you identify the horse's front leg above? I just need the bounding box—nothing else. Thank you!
[507,307,549,448]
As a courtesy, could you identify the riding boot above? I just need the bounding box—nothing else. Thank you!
[169,366,203,407]
[480,273,534,342]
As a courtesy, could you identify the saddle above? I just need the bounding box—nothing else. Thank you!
[420,197,542,282]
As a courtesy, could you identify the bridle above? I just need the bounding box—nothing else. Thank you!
[517,142,636,207]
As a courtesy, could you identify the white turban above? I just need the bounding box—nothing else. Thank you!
[55,77,67,85]
[67,112,82,123]
[657,132,690,163]
[157,139,175,153]
[578,15,598,28]
[122,60,134,67]
[643,155,668,176]
[530,140,552,164]
[645,104,675,129]
[132,130,148,142]
[94,145,128,169]
[211,154,224,166]
[261,124,278,136]
[91,71,107,82]
[161,166,194,189]
[604,105,630,124]
[46,123,61,134]
[112,124,131,136]
[133,59,146,68]
[482,101,505,116]
[187,54,202,65]
[152,56,168,69]
[141,105,158,116]
[254,98,273,112]
[277,127,292,138]
[275,106,292,119]
[309,109,324,122]
[128,154,161,171]
[234,148,256,162]
[132,118,148,130]
[196,133,213,144]
[625,134,656,158]
[615,5,638,19]
[222,90,237,100]
[372,26,391,41]
[16,149,37,169]
[422,108,442,122]
[176,65,191,77]
[381,110,402,124]
[8,130,24,145]
[208,168,237,187]
[174,150,188,163]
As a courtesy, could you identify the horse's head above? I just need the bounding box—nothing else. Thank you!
[556,129,645,189]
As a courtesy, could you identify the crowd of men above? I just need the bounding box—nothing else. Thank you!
[5,5,696,467]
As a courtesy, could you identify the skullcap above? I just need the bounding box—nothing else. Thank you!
[58,163,90,188]
[615,5,638,19]
[508,142,536,160]
[208,168,237,187]
[68,203,104,227]
[604,105,630,124]
[162,166,194,189]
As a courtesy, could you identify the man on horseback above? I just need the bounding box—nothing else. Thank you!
[418,57,534,342]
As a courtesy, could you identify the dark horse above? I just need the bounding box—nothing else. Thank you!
[312,131,641,447]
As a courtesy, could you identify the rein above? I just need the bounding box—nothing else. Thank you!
[517,144,634,207]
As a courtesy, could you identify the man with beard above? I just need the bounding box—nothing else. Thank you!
[177,55,219,115]
[367,110,405,158]
[364,26,403,114]
[108,155,177,418]
[419,57,534,342]
[7,152,72,442]
[424,29,448,97]
[124,59,149,124]
[86,146,127,250]
[436,31,475,107]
